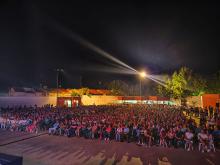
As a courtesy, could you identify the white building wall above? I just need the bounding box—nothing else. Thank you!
[170,96,202,107]
[170,98,181,106]
[0,97,57,107]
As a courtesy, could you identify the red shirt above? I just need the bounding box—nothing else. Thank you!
[106,127,111,133]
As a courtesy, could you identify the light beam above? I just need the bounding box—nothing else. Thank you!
[54,22,137,73]
[52,20,169,87]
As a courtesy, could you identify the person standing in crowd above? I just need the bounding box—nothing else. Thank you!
[198,129,209,152]
[174,127,184,148]
[209,106,213,118]
[144,127,153,147]
[167,128,175,147]
[116,125,122,142]
[208,132,215,152]
[160,128,167,147]
[48,120,59,135]
[92,123,97,139]
[105,125,111,142]
[184,129,194,151]
[123,125,130,143]
[139,127,145,145]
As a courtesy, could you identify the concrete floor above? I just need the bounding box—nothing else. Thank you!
[0,130,219,165]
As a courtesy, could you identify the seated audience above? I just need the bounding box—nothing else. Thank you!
[0,104,219,152]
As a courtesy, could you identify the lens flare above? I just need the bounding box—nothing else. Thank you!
[139,71,147,78]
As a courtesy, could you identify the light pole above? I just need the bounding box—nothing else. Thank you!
[139,71,146,104]
[56,68,64,106]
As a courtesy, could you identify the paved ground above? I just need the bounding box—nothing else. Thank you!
[0,130,219,165]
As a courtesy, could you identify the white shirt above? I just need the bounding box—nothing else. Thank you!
[185,132,193,140]
[198,133,208,140]
[117,128,123,133]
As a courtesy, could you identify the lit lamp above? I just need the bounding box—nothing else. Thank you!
[139,71,147,104]
[56,68,64,106]
[140,71,146,78]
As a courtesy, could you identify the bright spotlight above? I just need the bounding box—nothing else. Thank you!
[139,71,147,78]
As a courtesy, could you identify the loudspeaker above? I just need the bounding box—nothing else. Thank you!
[0,153,22,165]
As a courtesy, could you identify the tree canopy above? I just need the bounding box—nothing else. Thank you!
[107,80,129,96]
[206,71,220,94]
[157,67,208,98]
[71,88,90,97]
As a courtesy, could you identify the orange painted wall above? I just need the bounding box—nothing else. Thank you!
[202,94,220,108]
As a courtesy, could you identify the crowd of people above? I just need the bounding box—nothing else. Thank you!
[185,106,219,128]
[0,104,220,153]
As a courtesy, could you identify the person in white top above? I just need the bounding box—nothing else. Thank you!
[198,129,208,152]
[184,129,194,151]
[208,133,215,152]
[207,117,215,130]
[0,117,6,129]
[116,125,122,142]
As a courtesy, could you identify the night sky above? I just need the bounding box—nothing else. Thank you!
[0,1,219,90]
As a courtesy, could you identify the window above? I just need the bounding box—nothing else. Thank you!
[64,100,72,107]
